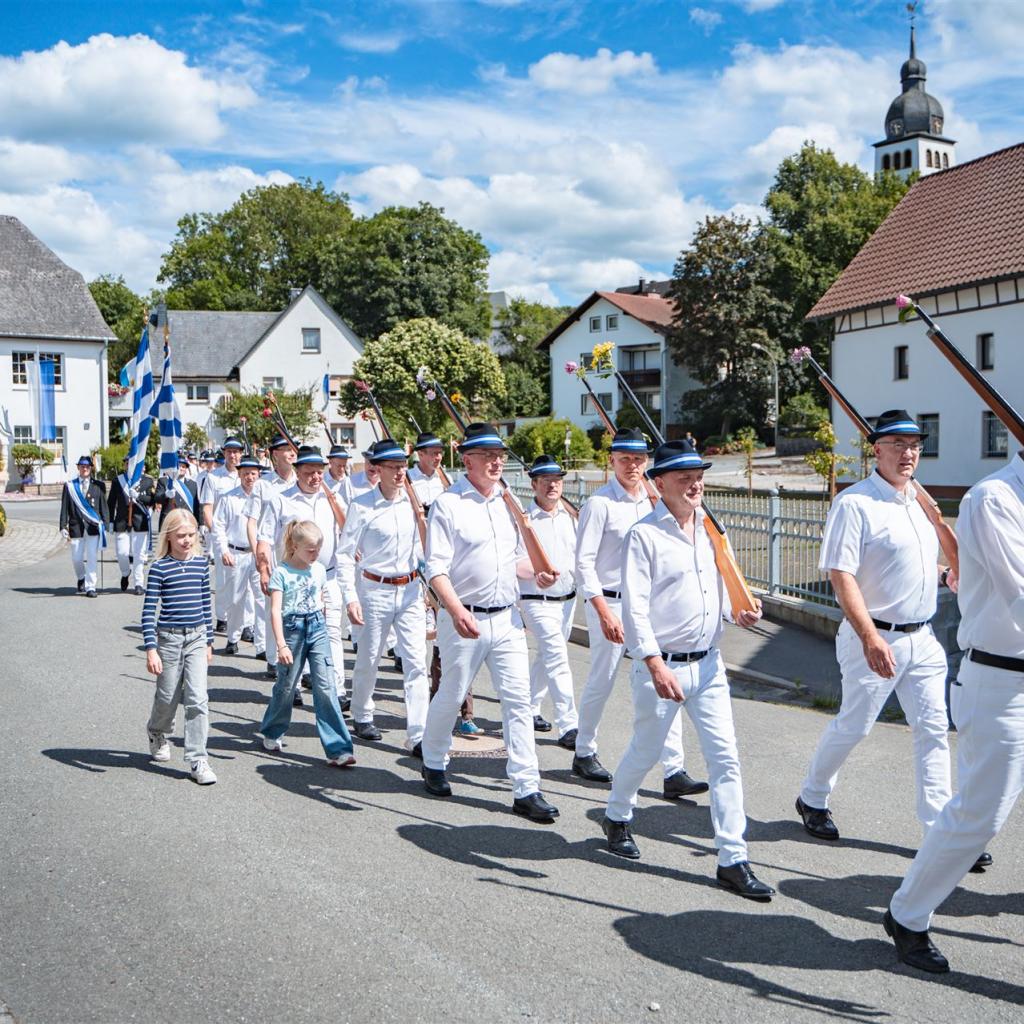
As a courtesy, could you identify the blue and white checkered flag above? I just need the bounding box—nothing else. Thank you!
[126,326,154,487]
[154,335,182,476]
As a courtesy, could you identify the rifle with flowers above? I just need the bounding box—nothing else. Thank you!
[409,411,453,488]
[416,371,558,577]
[579,342,759,615]
[790,343,958,576]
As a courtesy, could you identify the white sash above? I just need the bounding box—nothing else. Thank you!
[170,476,193,510]
[68,479,107,548]
[119,471,153,551]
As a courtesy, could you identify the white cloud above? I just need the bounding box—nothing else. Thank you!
[527,47,657,95]
[338,31,406,54]
[689,7,723,33]
[0,139,82,193]
[742,0,785,10]
[0,34,255,146]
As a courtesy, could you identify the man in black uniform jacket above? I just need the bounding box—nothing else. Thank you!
[59,455,109,597]
[154,454,200,528]
[108,455,156,595]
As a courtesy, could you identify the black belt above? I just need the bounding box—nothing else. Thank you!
[157,624,205,634]
[871,618,929,634]
[466,604,512,615]
[522,591,576,603]
[969,649,1024,673]
[229,543,251,552]
[661,649,709,664]
[601,589,622,600]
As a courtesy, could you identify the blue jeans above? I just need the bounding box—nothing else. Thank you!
[259,611,353,759]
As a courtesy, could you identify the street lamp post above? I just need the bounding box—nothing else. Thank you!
[751,342,779,452]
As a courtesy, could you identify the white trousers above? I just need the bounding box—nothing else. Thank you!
[520,597,579,737]
[576,597,686,776]
[323,576,347,697]
[115,530,149,588]
[70,535,100,590]
[351,578,429,745]
[214,557,228,621]
[800,621,951,832]
[608,654,748,867]
[422,607,541,799]
[891,658,1024,931]
[225,551,266,648]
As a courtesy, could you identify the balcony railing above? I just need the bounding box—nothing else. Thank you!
[618,368,661,389]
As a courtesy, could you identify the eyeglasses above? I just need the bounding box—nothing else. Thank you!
[470,452,508,464]
[877,440,923,453]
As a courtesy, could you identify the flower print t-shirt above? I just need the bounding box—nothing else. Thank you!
[268,561,327,614]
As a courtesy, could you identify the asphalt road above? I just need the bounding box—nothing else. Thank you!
[1,522,1022,1024]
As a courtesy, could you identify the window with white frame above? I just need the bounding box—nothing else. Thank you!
[331,423,356,445]
[606,314,619,330]
[588,316,601,332]
[11,351,63,386]
[578,352,595,371]
[186,384,210,402]
[14,425,33,443]
[262,377,285,391]
[302,328,321,352]
[982,412,1008,458]
[918,414,939,458]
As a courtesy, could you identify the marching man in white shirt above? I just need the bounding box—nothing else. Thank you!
[325,443,354,506]
[419,423,559,823]
[201,435,244,632]
[517,455,579,748]
[796,411,963,854]
[408,432,446,511]
[572,427,706,800]
[338,438,429,752]
[884,448,1024,973]
[601,440,774,901]
[213,453,266,658]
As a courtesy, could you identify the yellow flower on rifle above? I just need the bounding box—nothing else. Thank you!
[590,341,616,374]
[450,390,464,405]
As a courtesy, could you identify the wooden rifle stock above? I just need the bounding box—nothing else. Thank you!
[610,370,759,614]
[803,351,958,576]
[430,380,557,576]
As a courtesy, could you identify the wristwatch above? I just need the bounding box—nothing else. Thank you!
[940,567,950,588]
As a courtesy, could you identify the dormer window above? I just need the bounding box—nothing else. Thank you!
[932,117,943,133]
[889,119,903,136]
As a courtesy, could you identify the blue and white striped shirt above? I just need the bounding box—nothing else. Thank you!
[141,555,214,650]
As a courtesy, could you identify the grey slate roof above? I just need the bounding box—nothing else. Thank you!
[0,216,116,341]
[166,309,282,378]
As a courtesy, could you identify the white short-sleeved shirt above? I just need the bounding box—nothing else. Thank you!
[257,484,340,575]
[518,502,577,598]
[818,471,938,623]
[409,465,446,509]
[200,467,238,509]
[955,456,1024,658]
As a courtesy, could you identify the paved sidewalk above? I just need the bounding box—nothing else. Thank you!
[0,518,64,576]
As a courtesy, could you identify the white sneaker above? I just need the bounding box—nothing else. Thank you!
[327,754,356,768]
[190,759,217,785]
[261,736,285,751]
[148,731,170,762]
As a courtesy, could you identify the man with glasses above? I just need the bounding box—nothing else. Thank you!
[419,423,559,823]
[795,410,963,852]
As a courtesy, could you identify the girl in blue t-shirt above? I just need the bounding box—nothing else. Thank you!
[258,519,355,765]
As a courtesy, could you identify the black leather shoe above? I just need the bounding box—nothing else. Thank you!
[422,766,451,797]
[602,817,641,859]
[255,650,266,661]
[969,851,993,873]
[393,655,403,673]
[341,698,352,714]
[882,909,949,973]
[86,590,97,599]
[512,792,559,822]
[795,796,839,840]
[222,641,239,656]
[353,721,382,741]
[411,742,422,760]
[215,619,227,634]
[533,715,552,733]
[120,575,129,592]
[292,690,304,708]
[301,673,312,690]
[241,626,254,643]
[663,770,709,799]
[265,666,278,680]
[717,862,775,902]
[557,728,578,750]
[77,578,85,594]
[133,586,144,596]
[572,754,612,783]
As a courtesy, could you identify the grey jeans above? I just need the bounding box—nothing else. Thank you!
[147,627,209,763]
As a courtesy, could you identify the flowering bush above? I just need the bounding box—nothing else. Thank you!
[107,383,130,397]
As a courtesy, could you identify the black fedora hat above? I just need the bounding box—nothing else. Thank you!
[647,440,712,477]
[414,431,443,450]
[328,444,351,459]
[610,427,652,453]
[294,445,327,466]
[457,423,509,453]
[868,409,928,444]
[528,454,566,478]
[366,439,408,463]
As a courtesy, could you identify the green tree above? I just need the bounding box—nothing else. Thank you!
[667,215,789,437]
[89,275,147,381]
[507,418,595,467]
[213,387,320,449]
[320,203,491,341]
[763,142,910,359]
[493,298,569,418]
[182,422,209,454]
[339,318,507,436]
[158,180,353,311]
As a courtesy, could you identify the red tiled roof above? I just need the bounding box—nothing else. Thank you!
[539,289,677,348]
[807,142,1024,320]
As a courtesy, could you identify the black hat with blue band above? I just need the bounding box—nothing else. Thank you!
[648,440,712,477]
[457,423,509,453]
[867,409,928,444]
[294,445,327,466]
[414,431,443,450]
[528,454,566,478]
[367,439,408,463]
[610,427,652,453]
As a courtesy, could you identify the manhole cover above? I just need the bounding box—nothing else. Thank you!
[449,732,507,759]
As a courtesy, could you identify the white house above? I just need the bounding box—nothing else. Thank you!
[149,286,375,457]
[808,141,1024,494]
[0,216,115,489]
[540,280,699,438]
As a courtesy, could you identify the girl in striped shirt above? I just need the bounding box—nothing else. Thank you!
[142,509,217,785]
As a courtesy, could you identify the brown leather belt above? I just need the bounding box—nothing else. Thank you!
[362,569,419,586]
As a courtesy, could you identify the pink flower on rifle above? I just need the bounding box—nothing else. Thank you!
[424,389,437,402]
[564,361,578,375]
[788,346,812,367]
[354,379,371,393]
[895,294,912,309]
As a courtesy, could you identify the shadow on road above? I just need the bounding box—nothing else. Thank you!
[42,747,190,780]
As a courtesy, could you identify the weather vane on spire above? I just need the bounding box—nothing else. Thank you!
[906,2,918,26]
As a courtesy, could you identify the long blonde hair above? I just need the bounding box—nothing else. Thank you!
[282,519,323,561]
[157,509,203,558]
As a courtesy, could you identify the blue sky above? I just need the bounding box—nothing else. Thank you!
[1,0,1020,305]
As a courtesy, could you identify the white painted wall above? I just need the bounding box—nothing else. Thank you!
[0,338,108,486]
[831,293,1023,488]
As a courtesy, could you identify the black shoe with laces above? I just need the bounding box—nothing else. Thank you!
[717,862,775,901]
[663,770,710,799]
[120,575,129,592]
[602,817,641,859]
[882,909,949,973]
[795,796,839,840]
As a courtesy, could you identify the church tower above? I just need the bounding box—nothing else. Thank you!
[874,26,956,179]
